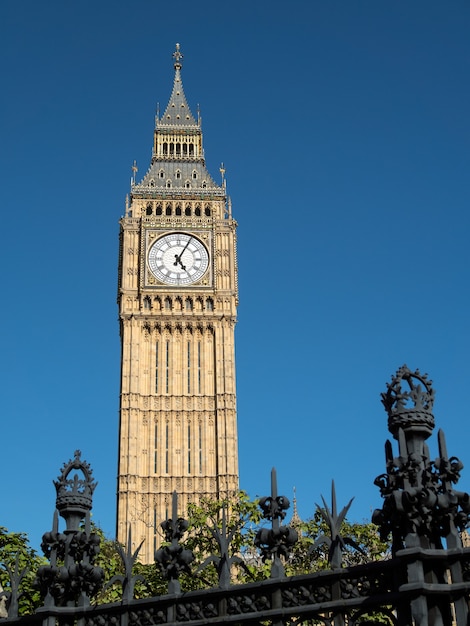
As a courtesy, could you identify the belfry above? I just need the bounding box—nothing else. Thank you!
[116,45,239,562]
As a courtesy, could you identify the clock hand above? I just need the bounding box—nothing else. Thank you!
[173,237,192,271]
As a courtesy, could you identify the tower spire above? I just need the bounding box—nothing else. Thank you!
[157,43,198,129]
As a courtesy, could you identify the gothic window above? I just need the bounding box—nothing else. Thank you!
[143,296,151,310]
[182,144,187,156]
[176,143,181,155]
[175,170,181,179]
[154,296,162,310]
[198,422,203,473]
[153,508,158,554]
[165,422,169,471]
[166,180,172,189]
[185,298,193,311]
[165,342,170,395]
[154,423,158,472]
[159,170,165,178]
[189,143,194,156]
[187,423,191,473]
[155,342,159,394]
[185,181,191,189]
[165,204,172,215]
[175,297,182,311]
[205,206,211,216]
[192,170,198,179]
[202,181,207,188]
[185,206,191,216]
[146,203,152,216]
[169,143,174,155]
[163,143,168,155]
[156,204,162,216]
[149,179,155,187]
[197,341,202,394]
[195,206,201,217]
[164,297,172,310]
[175,204,182,216]
[187,342,191,395]
[206,297,214,311]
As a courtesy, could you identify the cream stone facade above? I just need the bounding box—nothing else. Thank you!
[116,45,239,563]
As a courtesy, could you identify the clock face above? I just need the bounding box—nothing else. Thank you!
[148,232,209,286]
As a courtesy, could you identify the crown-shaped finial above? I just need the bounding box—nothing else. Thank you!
[54,450,97,528]
[382,365,435,439]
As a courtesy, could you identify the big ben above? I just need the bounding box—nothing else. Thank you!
[116,45,239,562]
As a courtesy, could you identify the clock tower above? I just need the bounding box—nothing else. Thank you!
[116,45,239,562]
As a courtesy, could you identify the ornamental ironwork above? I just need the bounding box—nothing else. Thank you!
[1,366,470,626]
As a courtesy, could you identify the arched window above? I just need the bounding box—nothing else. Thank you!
[189,143,194,156]
[176,144,181,155]
[206,298,214,311]
[156,204,163,216]
[192,170,197,179]
[204,207,211,216]
[175,204,182,216]
[166,181,172,189]
[164,297,172,310]
[185,181,191,189]
[143,297,151,310]
[169,143,174,155]
[163,143,168,155]
[195,207,201,217]
[183,144,187,156]
[149,179,155,187]
[166,205,172,216]
[159,169,165,178]
[175,170,181,179]
[185,206,191,216]
[146,203,152,215]
[185,298,193,311]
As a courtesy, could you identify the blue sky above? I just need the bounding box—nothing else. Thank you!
[1,1,469,552]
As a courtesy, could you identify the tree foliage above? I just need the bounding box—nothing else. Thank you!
[0,527,46,616]
[287,510,390,577]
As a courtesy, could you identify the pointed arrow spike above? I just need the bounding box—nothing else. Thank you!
[438,428,448,460]
[337,497,355,527]
[271,467,278,499]
[385,440,393,462]
[331,481,337,519]
[127,524,133,555]
[172,491,178,520]
[398,427,407,458]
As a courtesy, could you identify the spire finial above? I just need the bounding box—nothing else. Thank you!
[220,162,226,187]
[131,160,138,187]
[173,43,183,70]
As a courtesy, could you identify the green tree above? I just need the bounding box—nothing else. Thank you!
[0,527,46,617]
[287,511,390,576]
